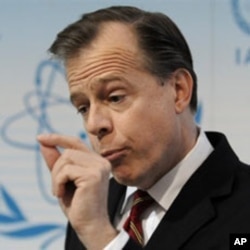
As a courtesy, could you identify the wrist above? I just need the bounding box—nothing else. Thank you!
[77,221,119,250]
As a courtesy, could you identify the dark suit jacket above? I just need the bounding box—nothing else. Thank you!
[65,132,250,249]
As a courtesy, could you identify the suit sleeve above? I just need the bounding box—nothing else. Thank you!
[65,223,86,250]
[65,221,143,250]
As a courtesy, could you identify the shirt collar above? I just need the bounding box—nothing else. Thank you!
[148,129,214,211]
[119,130,214,214]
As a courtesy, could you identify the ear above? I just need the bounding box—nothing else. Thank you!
[171,68,193,114]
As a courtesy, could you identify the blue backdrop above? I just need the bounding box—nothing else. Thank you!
[0,0,249,249]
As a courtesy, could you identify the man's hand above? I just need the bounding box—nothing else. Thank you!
[37,134,118,249]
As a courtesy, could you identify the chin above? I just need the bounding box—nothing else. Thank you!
[112,167,137,186]
[112,168,148,188]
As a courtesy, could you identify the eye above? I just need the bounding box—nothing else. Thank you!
[108,93,125,103]
[77,104,89,116]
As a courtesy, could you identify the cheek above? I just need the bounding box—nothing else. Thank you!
[132,107,177,163]
[119,110,172,156]
[121,100,175,140]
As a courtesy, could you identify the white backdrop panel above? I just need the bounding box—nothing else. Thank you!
[0,0,249,249]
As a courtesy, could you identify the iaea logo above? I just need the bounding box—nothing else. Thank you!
[231,0,250,35]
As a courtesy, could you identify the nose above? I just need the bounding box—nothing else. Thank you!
[85,104,113,140]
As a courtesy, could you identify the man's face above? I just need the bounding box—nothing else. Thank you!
[66,22,181,189]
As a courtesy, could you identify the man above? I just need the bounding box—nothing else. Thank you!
[37,6,250,250]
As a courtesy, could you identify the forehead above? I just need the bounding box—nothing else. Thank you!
[89,22,140,57]
[65,22,145,87]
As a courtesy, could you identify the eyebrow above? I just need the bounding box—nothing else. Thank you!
[70,75,126,105]
[70,92,87,105]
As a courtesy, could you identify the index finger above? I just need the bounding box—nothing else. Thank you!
[39,143,61,171]
[37,133,88,151]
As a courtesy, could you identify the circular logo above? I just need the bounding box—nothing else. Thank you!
[231,0,250,35]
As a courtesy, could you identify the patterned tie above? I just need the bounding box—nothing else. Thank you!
[123,189,154,246]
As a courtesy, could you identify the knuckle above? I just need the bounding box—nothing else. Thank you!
[74,137,84,147]
[62,149,74,160]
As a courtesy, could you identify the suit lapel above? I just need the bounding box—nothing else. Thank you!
[108,178,126,223]
[146,132,237,249]
[146,198,215,250]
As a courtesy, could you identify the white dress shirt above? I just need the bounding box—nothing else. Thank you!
[104,130,214,250]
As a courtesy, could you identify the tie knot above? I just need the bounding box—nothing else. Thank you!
[123,189,154,245]
[133,189,152,203]
[130,190,154,217]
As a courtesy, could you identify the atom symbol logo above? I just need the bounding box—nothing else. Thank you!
[231,0,250,35]
[1,59,87,204]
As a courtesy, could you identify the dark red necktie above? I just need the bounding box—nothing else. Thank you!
[123,189,154,246]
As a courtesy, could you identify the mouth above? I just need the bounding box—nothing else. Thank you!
[101,148,128,163]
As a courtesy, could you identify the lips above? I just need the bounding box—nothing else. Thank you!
[101,148,128,162]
